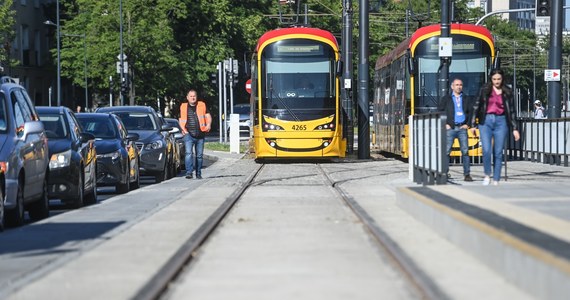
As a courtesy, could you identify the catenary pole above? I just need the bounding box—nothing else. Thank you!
[548,0,563,118]
[357,0,369,159]
[342,0,354,154]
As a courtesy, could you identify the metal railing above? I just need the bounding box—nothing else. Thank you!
[507,117,570,167]
[410,113,448,185]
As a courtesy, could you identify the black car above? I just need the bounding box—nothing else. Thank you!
[37,106,97,208]
[76,113,140,193]
[165,118,186,170]
[96,106,174,183]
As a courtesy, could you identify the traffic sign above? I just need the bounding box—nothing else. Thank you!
[116,61,128,74]
[245,79,252,94]
[544,69,560,81]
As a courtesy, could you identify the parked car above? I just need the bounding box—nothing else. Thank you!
[227,103,251,137]
[164,118,185,170]
[95,106,174,183]
[0,79,49,229]
[37,107,97,208]
[76,113,140,193]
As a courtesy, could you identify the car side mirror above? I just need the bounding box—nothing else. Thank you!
[21,121,44,140]
[126,132,140,141]
[160,124,173,132]
[79,132,96,143]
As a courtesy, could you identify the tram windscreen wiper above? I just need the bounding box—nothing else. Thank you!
[268,74,300,121]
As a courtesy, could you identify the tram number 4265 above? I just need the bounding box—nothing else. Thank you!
[292,125,307,130]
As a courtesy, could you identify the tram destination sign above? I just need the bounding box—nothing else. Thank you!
[429,41,480,53]
[277,45,321,53]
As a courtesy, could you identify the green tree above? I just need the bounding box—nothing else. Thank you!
[0,1,16,72]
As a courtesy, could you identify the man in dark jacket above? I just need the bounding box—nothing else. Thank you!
[438,78,473,181]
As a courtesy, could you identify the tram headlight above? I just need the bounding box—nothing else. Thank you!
[263,122,283,131]
[313,121,335,131]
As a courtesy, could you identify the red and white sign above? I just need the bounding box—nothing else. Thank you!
[545,69,561,81]
[245,79,252,94]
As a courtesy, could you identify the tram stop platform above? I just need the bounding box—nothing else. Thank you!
[397,160,570,300]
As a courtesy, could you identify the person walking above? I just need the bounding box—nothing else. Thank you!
[179,89,212,179]
[438,78,473,182]
[470,69,520,186]
[534,100,546,119]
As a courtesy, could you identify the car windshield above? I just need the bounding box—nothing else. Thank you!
[39,113,68,139]
[233,104,250,116]
[115,112,157,131]
[0,94,7,132]
[76,117,116,139]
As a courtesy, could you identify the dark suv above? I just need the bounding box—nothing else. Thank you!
[95,106,174,183]
[0,78,50,229]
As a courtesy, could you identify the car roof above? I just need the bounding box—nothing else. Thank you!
[75,112,114,119]
[37,106,69,114]
[96,105,156,113]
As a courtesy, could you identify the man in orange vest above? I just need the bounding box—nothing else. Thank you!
[179,89,211,179]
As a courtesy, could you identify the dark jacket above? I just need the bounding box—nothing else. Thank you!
[438,93,472,128]
[470,83,518,130]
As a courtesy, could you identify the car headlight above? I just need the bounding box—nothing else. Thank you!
[145,139,165,150]
[50,149,71,169]
[98,149,121,160]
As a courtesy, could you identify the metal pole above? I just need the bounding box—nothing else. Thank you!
[109,76,113,107]
[438,0,451,100]
[229,58,234,114]
[342,0,354,154]
[533,46,536,105]
[223,60,228,142]
[513,41,517,114]
[83,34,88,111]
[119,0,124,106]
[548,0,563,118]
[56,0,61,106]
[218,62,223,143]
[357,0,369,159]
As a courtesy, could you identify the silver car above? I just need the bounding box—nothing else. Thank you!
[0,78,49,230]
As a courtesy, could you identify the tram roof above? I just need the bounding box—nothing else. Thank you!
[409,23,494,54]
[256,27,338,51]
[375,23,494,69]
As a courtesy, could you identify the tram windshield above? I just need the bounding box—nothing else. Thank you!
[416,56,487,114]
[261,40,337,121]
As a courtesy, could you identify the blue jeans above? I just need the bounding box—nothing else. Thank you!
[446,126,470,175]
[183,134,205,176]
[479,114,508,182]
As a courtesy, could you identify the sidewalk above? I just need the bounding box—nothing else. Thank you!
[398,159,570,300]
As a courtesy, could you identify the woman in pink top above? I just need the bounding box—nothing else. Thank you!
[470,69,520,186]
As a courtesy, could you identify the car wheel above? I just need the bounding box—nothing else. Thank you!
[0,187,4,232]
[28,177,50,221]
[85,180,98,205]
[116,163,130,194]
[155,162,167,183]
[5,181,25,227]
[130,161,140,190]
[71,174,84,209]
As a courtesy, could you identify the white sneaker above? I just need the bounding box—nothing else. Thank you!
[492,181,499,186]
[482,176,491,186]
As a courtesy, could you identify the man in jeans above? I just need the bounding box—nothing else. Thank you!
[438,78,473,182]
[179,89,212,179]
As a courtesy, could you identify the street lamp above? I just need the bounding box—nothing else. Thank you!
[62,33,88,111]
[43,1,61,106]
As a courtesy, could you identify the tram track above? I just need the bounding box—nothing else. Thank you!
[136,162,447,300]
[133,164,265,300]
[317,164,449,300]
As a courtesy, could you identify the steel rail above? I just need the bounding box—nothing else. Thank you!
[133,164,265,300]
[318,164,450,300]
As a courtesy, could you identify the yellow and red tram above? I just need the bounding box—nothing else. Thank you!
[373,23,495,159]
[250,27,346,160]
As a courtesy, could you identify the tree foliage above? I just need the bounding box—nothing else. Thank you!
[44,0,557,114]
[0,1,16,71]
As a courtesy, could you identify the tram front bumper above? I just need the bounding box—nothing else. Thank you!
[255,136,344,158]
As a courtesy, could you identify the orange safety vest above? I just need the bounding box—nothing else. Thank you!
[179,101,210,133]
